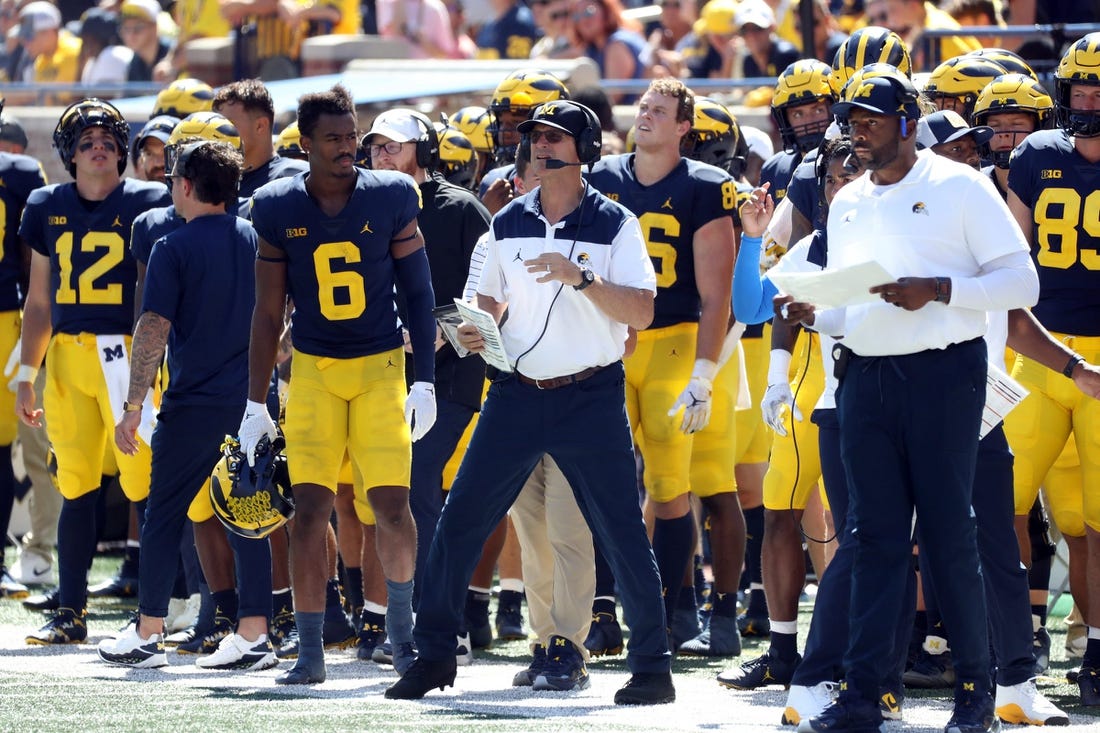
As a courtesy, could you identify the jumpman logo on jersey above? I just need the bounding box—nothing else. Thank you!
[512,251,522,262]
[361,221,373,234]
[669,348,679,357]
[386,357,396,368]
[661,197,673,210]
[112,215,123,228]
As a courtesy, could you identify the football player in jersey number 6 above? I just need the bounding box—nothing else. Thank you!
[240,85,438,685]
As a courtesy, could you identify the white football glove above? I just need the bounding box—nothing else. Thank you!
[761,382,801,436]
[238,399,277,466]
[4,336,21,393]
[405,381,436,442]
[668,359,718,434]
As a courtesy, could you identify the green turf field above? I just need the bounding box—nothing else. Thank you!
[1,549,1097,732]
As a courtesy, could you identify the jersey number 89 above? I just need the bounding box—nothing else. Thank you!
[1035,188,1100,270]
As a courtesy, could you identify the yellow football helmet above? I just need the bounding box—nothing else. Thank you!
[772,59,835,153]
[53,98,130,177]
[165,112,242,195]
[682,97,744,177]
[1054,32,1100,137]
[450,106,493,153]
[923,56,1008,120]
[488,69,569,164]
[435,124,478,190]
[973,73,1052,168]
[965,48,1037,81]
[830,26,912,96]
[210,435,294,540]
[152,78,215,119]
[276,121,306,160]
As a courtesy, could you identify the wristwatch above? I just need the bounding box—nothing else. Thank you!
[574,268,595,291]
[122,401,142,413]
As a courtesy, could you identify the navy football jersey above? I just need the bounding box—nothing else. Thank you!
[588,154,738,328]
[240,154,309,200]
[1008,129,1100,336]
[759,150,802,204]
[143,214,257,409]
[20,178,171,334]
[131,204,183,265]
[786,150,822,228]
[250,169,421,358]
[0,153,47,311]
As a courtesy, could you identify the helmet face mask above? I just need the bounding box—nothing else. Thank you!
[1054,33,1100,138]
[210,435,294,540]
[487,69,569,165]
[53,98,130,178]
[436,126,478,189]
[773,60,835,154]
[923,56,1008,121]
[973,73,1052,168]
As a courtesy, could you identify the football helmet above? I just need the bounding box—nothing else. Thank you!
[923,55,1008,120]
[682,97,744,177]
[435,124,478,189]
[131,114,180,164]
[965,48,1037,81]
[53,98,130,177]
[276,121,306,160]
[973,73,1053,167]
[450,106,494,153]
[165,112,241,194]
[830,26,912,96]
[210,435,294,540]
[772,59,835,154]
[152,78,215,119]
[1053,32,1100,138]
[488,69,569,164]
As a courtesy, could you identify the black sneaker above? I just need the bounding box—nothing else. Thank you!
[357,620,385,661]
[513,643,548,687]
[800,693,883,733]
[26,607,87,645]
[495,590,525,640]
[1079,666,1100,707]
[22,586,60,612]
[737,612,771,638]
[716,651,800,690]
[534,636,589,692]
[945,688,1000,733]
[269,605,296,649]
[584,612,624,657]
[176,612,234,655]
[88,574,138,599]
[613,672,676,705]
[903,649,955,689]
[275,628,299,660]
[384,656,458,699]
[322,607,355,650]
[465,591,492,649]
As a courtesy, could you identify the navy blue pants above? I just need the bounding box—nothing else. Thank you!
[139,403,271,620]
[409,397,475,611]
[837,338,989,703]
[413,363,671,673]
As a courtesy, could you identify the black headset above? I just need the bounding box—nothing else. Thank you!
[517,100,603,167]
[407,110,440,171]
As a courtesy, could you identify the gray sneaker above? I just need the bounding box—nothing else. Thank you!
[679,614,742,657]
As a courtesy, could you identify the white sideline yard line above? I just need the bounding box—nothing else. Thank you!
[0,628,1097,732]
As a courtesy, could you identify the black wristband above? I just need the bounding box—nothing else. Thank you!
[934,276,950,304]
[1063,354,1084,378]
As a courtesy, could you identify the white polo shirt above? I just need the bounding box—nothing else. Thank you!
[817,150,1037,356]
[478,185,657,380]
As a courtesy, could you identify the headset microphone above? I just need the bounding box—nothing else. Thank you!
[544,159,585,169]
[842,153,860,173]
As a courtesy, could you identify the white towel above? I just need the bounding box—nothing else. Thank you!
[96,335,157,446]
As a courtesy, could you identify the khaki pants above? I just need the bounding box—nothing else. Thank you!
[508,455,595,658]
[19,369,59,551]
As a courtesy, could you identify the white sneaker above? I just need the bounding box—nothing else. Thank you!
[97,625,168,668]
[782,681,837,726]
[995,679,1070,726]
[195,633,277,671]
[455,632,473,666]
[10,547,55,587]
[167,594,201,633]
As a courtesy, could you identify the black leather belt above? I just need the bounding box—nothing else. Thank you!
[516,365,604,390]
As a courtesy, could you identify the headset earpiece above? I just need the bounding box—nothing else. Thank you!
[900,118,908,137]
[408,110,440,171]
[573,102,602,165]
[518,134,532,164]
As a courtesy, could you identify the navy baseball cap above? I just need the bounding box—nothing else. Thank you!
[833,73,921,120]
[0,115,28,148]
[517,100,594,139]
[917,110,993,149]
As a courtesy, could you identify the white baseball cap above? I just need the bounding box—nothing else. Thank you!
[366,109,428,143]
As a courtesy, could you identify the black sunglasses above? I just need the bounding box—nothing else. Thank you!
[527,129,567,144]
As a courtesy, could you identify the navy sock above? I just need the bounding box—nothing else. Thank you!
[0,444,13,552]
[385,578,414,645]
[343,567,364,613]
[743,506,767,616]
[195,582,215,631]
[1031,604,1048,627]
[273,588,293,616]
[294,610,325,673]
[211,589,239,623]
[652,513,694,627]
[592,596,617,617]
[713,590,738,618]
[1084,637,1100,670]
[57,491,99,611]
[771,630,797,661]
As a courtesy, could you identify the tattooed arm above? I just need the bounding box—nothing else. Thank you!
[115,311,170,455]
